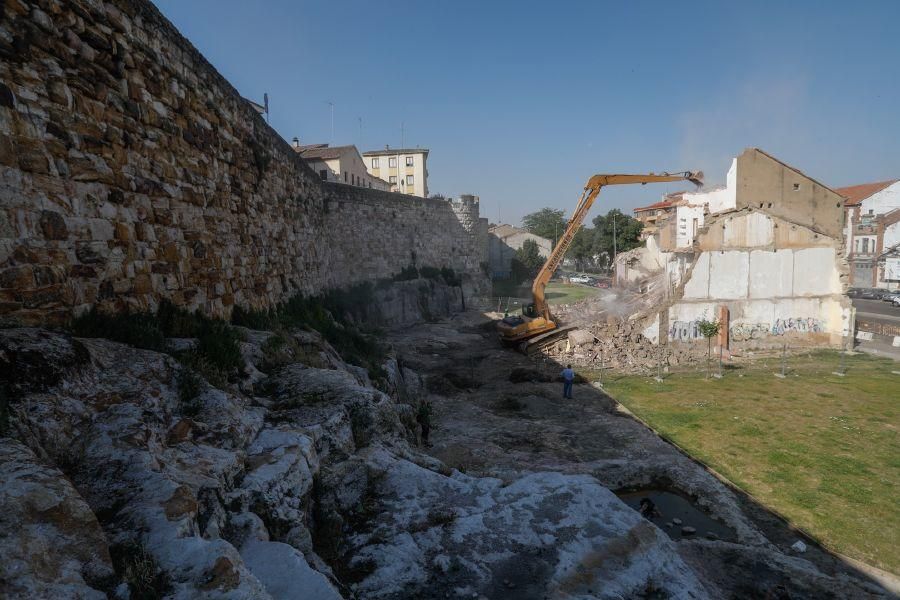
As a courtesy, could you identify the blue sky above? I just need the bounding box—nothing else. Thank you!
[154,0,900,226]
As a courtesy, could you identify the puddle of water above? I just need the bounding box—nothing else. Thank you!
[616,488,736,542]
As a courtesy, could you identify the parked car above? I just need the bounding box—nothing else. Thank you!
[893,296,900,307]
[858,289,881,299]
[880,291,900,302]
[569,275,590,284]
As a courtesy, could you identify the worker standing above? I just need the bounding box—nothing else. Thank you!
[561,364,575,399]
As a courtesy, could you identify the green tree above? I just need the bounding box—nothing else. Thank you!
[696,316,721,378]
[568,226,595,271]
[522,208,566,244]
[511,239,544,282]
[591,209,643,263]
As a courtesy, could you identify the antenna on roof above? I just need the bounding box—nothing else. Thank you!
[326,100,335,145]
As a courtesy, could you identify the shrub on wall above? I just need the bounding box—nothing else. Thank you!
[394,265,420,281]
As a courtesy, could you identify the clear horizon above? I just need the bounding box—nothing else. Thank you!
[154,0,900,227]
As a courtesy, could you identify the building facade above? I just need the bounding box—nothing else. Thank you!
[362,147,429,197]
[836,179,900,289]
[634,193,682,240]
[294,142,391,191]
[488,224,552,279]
[622,148,851,350]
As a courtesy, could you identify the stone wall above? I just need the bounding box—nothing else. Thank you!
[0,0,487,325]
[324,185,488,297]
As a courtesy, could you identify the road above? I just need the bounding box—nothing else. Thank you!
[851,298,900,324]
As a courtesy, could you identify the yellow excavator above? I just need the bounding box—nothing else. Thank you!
[497,171,703,352]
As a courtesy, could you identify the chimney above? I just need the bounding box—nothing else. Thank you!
[291,137,300,149]
[385,144,390,150]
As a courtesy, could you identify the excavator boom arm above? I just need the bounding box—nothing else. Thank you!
[531,171,702,319]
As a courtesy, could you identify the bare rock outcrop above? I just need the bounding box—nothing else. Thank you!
[0,439,114,599]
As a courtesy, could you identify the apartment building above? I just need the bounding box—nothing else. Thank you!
[294,141,390,191]
[837,179,900,288]
[362,147,429,197]
[633,192,684,240]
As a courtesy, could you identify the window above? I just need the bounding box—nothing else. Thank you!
[388,157,398,168]
[792,183,800,191]
[406,175,414,186]
[319,169,327,181]
[863,239,869,253]
[389,175,397,184]
[405,156,414,167]
[344,171,348,182]
[371,157,379,168]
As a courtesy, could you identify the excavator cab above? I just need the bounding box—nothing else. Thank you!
[497,170,702,353]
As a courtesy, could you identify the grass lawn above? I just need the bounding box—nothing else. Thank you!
[595,350,900,574]
[544,282,601,305]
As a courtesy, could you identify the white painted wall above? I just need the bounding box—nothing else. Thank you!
[670,212,845,342]
[748,249,793,297]
[857,182,900,217]
[682,158,737,215]
[884,220,900,249]
[674,204,705,248]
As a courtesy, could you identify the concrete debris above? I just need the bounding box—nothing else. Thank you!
[542,319,706,373]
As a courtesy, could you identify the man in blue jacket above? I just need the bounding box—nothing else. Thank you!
[561,364,575,399]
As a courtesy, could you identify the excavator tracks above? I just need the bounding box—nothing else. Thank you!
[519,325,577,356]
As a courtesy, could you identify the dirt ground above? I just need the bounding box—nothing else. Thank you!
[388,311,899,598]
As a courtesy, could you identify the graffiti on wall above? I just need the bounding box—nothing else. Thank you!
[730,322,769,342]
[673,317,826,343]
[771,317,823,335]
[668,320,702,342]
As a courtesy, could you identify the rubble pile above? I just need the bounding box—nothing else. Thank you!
[541,320,707,373]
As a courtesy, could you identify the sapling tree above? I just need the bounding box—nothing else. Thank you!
[696,316,721,379]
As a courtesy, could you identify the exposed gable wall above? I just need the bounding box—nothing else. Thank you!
[734,149,845,239]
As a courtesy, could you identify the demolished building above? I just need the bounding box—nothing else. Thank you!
[609,148,851,358]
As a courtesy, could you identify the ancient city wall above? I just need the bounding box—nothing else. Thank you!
[0,0,486,325]
[323,185,487,294]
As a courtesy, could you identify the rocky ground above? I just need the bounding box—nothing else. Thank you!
[0,313,895,599]
[389,312,897,599]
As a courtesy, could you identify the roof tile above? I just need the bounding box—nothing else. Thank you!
[835,179,899,206]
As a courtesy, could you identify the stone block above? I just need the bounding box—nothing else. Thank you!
[39,210,69,240]
[0,265,35,289]
[114,222,132,241]
[88,218,114,241]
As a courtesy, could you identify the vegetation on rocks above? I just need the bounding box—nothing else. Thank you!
[71,301,243,387]
[232,289,388,380]
[111,542,171,600]
[176,368,204,417]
